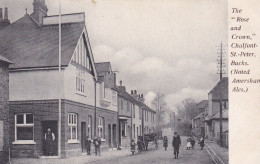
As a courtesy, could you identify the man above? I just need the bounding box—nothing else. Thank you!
[85,136,92,155]
[44,128,55,156]
[172,132,181,159]
[93,136,101,156]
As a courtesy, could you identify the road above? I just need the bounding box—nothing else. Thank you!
[88,136,215,164]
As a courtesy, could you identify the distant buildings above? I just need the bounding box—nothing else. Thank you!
[0,0,156,158]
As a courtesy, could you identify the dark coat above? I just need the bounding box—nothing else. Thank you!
[131,142,136,151]
[137,140,142,150]
[199,138,205,147]
[85,139,91,148]
[163,138,168,147]
[172,135,181,148]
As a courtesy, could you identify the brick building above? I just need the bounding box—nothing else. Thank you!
[0,0,118,158]
[0,55,12,153]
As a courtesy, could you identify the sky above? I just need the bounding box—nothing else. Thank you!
[1,0,228,113]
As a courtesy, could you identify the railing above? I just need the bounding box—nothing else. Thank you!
[217,132,228,148]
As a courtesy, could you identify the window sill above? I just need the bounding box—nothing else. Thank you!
[12,140,36,145]
[68,140,80,144]
[76,92,87,97]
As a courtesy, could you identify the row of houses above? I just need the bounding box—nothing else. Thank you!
[0,0,156,158]
[192,77,228,147]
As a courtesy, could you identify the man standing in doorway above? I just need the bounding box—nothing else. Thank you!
[172,132,181,159]
[44,128,55,156]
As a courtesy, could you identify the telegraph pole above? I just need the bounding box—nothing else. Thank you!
[217,43,225,147]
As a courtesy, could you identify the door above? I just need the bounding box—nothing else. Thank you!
[108,124,112,148]
[112,124,117,148]
[41,121,58,156]
[81,122,86,152]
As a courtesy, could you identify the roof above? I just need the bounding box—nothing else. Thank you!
[0,55,13,64]
[196,100,208,109]
[95,62,111,75]
[211,109,228,120]
[209,77,228,100]
[0,14,85,69]
[116,86,155,113]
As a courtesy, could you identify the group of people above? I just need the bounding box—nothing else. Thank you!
[130,136,158,155]
[186,135,205,150]
[85,136,102,156]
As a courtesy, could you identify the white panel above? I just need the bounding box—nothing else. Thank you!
[43,13,85,25]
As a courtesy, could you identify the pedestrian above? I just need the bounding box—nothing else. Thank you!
[186,135,192,150]
[44,127,55,156]
[199,136,205,150]
[130,139,136,155]
[85,136,92,155]
[191,136,195,149]
[93,136,101,156]
[163,136,168,151]
[172,132,181,159]
[144,137,148,151]
[137,137,142,154]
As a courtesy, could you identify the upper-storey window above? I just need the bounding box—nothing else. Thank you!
[112,90,117,106]
[76,67,85,94]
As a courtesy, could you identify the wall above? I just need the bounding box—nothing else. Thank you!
[132,104,142,140]
[212,120,229,140]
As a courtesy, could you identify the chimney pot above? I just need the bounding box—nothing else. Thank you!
[119,80,122,86]
[134,90,137,94]
[4,7,8,20]
[131,90,133,95]
[0,8,2,19]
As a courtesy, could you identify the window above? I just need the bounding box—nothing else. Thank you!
[112,91,117,105]
[133,124,135,139]
[137,127,139,137]
[104,88,111,100]
[132,105,135,118]
[121,99,124,110]
[68,113,77,141]
[88,115,92,139]
[139,125,142,135]
[121,122,126,137]
[127,102,130,111]
[15,114,34,141]
[76,67,85,94]
[139,107,142,120]
[98,117,105,139]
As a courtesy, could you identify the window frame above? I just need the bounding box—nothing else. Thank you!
[87,115,92,139]
[14,113,35,144]
[76,67,86,95]
[68,113,78,142]
[98,117,105,139]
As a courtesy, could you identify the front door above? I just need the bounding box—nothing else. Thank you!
[112,124,117,148]
[81,122,86,152]
[108,124,111,148]
[41,121,58,156]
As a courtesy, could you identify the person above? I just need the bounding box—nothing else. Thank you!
[85,136,92,155]
[154,136,158,150]
[44,127,55,156]
[144,137,148,151]
[93,136,101,156]
[137,137,142,154]
[172,132,181,159]
[199,136,205,150]
[191,136,195,149]
[130,139,136,155]
[186,135,192,150]
[163,136,168,151]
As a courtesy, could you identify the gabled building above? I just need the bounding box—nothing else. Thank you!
[192,100,208,137]
[204,77,228,140]
[0,0,117,158]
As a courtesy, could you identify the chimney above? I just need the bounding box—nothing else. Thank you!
[138,94,145,103]
[119,80,122,86]
[0,7,10,30]
[131,90,134,95]
[118,80,126,91]
[0,8,2,19]
[30,0,48,25]
[4,7,8,19]
[131,90,139,100]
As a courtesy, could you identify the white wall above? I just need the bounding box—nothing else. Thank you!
[10,69,63,101]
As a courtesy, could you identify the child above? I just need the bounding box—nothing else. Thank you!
[130,139,136,155]
[186,135,192,150]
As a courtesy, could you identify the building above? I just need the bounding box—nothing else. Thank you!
[192,100,208,137]
[0,55,13,153]
[204,77,228,141]
[0,0,117,158]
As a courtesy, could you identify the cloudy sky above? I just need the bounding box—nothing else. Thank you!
[1,0,228,112]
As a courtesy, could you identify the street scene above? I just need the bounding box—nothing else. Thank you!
[0,0,228,164]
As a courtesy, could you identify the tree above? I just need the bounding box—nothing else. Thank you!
[152,92,167,132]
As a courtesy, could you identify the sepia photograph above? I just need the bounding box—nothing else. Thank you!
[0,0,230,163]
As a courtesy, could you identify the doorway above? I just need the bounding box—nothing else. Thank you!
[108,124,112,148]
[81,122,86,152]
[112,124,117,148]
[41,121,58,156]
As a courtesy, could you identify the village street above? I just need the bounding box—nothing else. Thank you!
[88,136,216,164]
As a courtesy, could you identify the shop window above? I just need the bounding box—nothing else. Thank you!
[15,114,34,141]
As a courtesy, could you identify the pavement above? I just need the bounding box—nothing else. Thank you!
[8,137,228,164]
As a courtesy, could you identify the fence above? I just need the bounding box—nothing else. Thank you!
[217,132,228,148]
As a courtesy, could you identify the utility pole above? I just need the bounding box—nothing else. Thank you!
[217,43,225,147]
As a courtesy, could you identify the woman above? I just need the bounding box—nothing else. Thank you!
[199,136,205,150]
[163,136,168,151]
[130,139,136,155]
[137,138,143,154]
